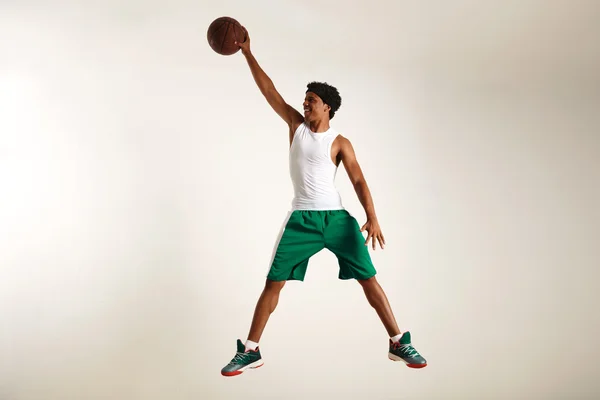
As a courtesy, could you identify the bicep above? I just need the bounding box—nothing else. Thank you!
[340,139,365,185]
[265,88,303,128]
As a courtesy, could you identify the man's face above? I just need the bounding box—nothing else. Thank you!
[303,92,330,121]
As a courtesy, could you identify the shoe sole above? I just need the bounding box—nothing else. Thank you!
[221,359,264,377]
[388,353,427,368]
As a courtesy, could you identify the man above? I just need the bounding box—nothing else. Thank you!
[220,33,427,377]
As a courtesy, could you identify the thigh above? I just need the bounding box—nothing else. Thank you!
[323,210,377,280]
[267,211,325,282]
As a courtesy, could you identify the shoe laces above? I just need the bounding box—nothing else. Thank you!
[394,342,420,357]
[230,351,250,364]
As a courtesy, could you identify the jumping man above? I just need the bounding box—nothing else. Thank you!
[221,33,427,377]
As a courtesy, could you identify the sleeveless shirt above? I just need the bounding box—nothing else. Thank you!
[289,122,344,211]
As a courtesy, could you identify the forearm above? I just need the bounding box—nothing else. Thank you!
[354,180,377,220]
[243,52,276,97]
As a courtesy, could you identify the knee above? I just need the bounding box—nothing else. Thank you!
[357,276,377,288]
[265,279,286,293]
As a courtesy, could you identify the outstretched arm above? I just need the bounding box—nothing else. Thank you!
[338,136,386,250]
[236,32,303,136]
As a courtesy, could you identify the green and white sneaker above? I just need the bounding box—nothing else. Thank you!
[388,331,427,368]
[221,339,264,377]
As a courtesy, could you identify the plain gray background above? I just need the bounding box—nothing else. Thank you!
[1,0,599,399]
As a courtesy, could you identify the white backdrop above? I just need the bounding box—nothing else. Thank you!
[1,0,599,399]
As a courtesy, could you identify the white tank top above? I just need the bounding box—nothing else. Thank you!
[289,122,344,211]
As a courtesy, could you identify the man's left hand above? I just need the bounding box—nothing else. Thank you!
[361,218,386,250]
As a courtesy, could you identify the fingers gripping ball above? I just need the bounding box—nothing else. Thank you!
[207,17,247,55]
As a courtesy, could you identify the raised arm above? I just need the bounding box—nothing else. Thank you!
[235,32,304,137]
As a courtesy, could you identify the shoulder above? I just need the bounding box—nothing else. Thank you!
[334,134,353,150]
[332,134,357,164]
[289,119,307,146]
[290,110,305,131]
[291,119,307,134]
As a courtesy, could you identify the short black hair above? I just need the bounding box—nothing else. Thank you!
[306,81,342,119]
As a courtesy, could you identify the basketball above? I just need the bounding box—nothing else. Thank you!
[207,17,247,56]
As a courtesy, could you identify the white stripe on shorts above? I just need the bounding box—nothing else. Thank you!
[265,211,294,278]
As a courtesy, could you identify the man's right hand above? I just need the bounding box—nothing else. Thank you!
[235,28,250,56]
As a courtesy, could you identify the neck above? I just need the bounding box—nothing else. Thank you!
[308,119,330,133]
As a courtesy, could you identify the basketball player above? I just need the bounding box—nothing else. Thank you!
[221,33,427,376]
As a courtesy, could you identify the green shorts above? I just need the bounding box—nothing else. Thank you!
[267,209,377,282]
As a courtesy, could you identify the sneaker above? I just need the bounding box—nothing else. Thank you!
[388,331,427,368]
[221,339,264,377]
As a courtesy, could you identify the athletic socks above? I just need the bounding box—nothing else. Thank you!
[245,340,259,352]
[390,333,404,343]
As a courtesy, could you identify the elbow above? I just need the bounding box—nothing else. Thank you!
[352,178,366,189]
[262,79,276,93]
[262,85,278,103]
